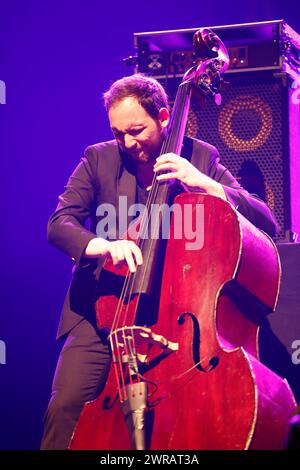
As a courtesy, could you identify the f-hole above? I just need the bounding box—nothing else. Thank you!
[178,312,219,371]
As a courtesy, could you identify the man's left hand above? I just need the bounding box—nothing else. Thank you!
[154,153,227,200]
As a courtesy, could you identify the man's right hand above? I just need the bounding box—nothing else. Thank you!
[84,238,143,273]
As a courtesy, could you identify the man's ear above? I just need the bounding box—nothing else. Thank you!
[158,107,170,128]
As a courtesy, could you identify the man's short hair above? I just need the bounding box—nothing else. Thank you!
[103,74,169,118]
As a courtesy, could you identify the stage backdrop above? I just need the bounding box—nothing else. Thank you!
[0,0,299,449]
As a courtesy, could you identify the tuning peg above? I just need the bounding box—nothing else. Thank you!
[214,93,222,106]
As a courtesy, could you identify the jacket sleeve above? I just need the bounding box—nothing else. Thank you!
[47,146,99,265]
[192,139,279,238]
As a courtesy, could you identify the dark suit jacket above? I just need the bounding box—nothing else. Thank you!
[48,137,278,339]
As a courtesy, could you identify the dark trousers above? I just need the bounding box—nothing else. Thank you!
[40,319,110,450]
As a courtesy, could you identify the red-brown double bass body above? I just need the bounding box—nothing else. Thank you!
[70,194,295,450]
[70,29,296,450]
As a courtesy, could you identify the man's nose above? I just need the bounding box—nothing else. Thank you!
[124,134,137,149]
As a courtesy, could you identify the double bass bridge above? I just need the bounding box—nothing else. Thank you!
[109,325,179,371]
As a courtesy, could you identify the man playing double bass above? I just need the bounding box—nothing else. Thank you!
[41,74,278,449]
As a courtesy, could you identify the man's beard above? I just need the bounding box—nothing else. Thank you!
[127,146,158,164]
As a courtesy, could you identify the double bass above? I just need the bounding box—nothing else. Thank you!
[70,29,296,450]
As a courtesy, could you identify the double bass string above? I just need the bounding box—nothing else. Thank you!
[109,169,162,332]
[109,81,192,398]
[111,79,191,332]
[108,150,172,398]
[121,81,192,328]
[107,166,164,399]
[110,128,170,330]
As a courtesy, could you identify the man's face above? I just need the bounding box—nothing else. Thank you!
[108,97,169,164]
